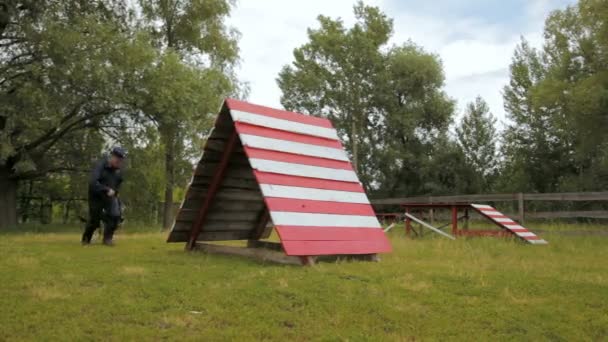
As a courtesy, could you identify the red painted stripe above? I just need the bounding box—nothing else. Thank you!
[235,122,342,148]
[245,147,353,170]
[502,222,522,226]
[265,198,375,216]
[226,98,333,128]
[282,239,392,256]
[254,171,365,192]
[276,226,386,241]
[522,235,540,240]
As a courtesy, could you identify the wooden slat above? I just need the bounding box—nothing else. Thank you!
[198,150,249,165]
[190,176,259,190]
[194,163,254,178]
[168,230,254,242]
[181,199,264,212]
[527,210,608,219]
[172,219,256,232]
[204,138,244,153]
[185,187,262,201]
[177,209,261,222]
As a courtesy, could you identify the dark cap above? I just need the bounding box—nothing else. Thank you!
[110,146,127,159]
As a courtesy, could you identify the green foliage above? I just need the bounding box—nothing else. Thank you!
[137,0,240,228]
[501,0,608,193]
[278,3,455,196]
[456,96,499,192]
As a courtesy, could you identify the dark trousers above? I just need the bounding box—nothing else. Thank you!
[82,200,118,243]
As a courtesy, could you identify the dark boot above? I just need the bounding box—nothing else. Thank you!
[102,220,117,246]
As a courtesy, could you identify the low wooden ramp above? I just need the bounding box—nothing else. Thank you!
[471,204,548,244]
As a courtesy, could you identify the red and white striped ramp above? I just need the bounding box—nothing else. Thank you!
[471,204,548,244]
[167,99,391,256]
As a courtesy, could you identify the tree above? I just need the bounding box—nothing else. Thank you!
[0,0,153,229]
[138,0,240,229]
[278,3,454,195]
[278,2,392,175]
[278,4,455,194]
[501,0,608,192]
[455,96,498,192]
[372,44,455,196]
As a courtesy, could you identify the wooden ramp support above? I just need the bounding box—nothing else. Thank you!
[404,213,456,240]
[167,99,392,265]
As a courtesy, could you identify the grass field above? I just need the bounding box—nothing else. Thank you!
[1,223,607,341]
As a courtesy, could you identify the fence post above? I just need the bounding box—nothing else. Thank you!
[517,192,525,224]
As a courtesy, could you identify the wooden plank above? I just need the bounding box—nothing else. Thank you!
[175,199,263,212]
[177,209,260,222]
[527,210,608,219]
[523,192,608,201]
[193,243,303,265]
[198,150,249,165]
[173,220,256,232]
[201,220,257,232]
[371,191,608,206]
[185,188,263,201]
[372,193,518,205]
[169,230,253,242]
[190,176,259,190]
[194,163,254,179]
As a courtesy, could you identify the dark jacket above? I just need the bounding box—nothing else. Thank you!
[88,155,123,202]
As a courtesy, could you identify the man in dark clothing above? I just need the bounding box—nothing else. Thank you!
[82,146,126,246]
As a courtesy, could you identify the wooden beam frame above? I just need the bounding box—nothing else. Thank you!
[186,130,239,250]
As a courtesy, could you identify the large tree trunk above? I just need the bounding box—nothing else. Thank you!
[0,165,18,230]
[162,137,175,230]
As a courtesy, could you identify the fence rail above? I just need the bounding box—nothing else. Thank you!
[371,191,608,223]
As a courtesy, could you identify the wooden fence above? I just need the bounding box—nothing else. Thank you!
[371,191,608,223]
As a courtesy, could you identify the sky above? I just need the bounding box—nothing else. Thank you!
[228,0,576,126]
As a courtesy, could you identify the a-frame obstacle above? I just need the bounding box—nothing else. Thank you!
[167,99,392,265]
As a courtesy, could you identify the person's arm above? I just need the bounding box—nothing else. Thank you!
[89,160,110,195]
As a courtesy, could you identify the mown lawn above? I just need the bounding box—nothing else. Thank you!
[1,224,607,341]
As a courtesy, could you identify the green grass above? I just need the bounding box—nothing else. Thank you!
[1,224,607,341]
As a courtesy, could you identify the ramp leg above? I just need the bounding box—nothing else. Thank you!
[299,256,316,266]
[451,206,458,236]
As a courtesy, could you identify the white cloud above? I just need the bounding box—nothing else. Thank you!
[229,0,573,126]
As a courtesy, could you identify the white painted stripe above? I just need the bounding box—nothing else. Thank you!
[480,209,500,213]
[472,204,493,209]
[529,239,548,245]
[505,225,526,230]
[494,218,514,223]
[239,134,349,161]
[249,158,359,183]
[515,232,537,238]
[259,184,369,204]
[231,110,339,140]
[270,212,381,228]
